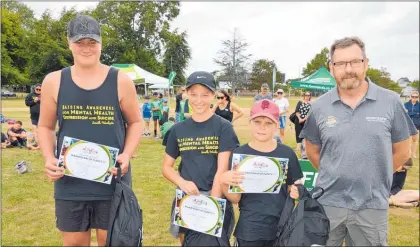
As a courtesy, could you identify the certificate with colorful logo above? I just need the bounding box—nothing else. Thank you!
[57,136,119,184]
[229,153,288,193]
[173,189,226,238]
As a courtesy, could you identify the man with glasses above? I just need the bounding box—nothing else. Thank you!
[25,83,42,143]
[300,36,415,246]
[254,83,273,102]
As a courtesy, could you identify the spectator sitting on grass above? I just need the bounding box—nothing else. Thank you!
[389,158,419,208]
[26,131,40,150]
[1,132,11,148]
[7,121,27,148]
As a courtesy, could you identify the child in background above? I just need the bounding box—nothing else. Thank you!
[161,117,175,142]
[151,92,162,139]
[142,95,152,136]
[160,98,170,127]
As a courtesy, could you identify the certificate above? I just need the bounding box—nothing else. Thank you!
[57,136,119,184]
[229,153,288,193]
[173,189,226,238]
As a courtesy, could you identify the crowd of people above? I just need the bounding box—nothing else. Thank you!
[2,14,419,246]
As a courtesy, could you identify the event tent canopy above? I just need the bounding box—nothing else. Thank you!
[111,64,170,87]
[290,67,336,91]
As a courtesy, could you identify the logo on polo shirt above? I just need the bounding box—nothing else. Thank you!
[366,116,387,123]
[325,116,339,127]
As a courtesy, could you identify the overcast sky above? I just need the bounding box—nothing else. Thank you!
[25,1,419,81]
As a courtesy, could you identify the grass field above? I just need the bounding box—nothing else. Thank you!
[1,96,419,246]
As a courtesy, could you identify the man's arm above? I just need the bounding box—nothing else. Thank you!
[305,140,321,170]
[7,130,19,137]
[392,138,411,172]
[117,72,143,159]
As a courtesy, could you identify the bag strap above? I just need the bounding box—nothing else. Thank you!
[276,194,295,235]
[117,167,122,182]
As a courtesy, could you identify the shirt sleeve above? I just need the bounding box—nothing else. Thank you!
[164,128,180,158]
[286,150,303,185]
[391,97,412,143]
[299,107,322,145]
[219,122,240,152]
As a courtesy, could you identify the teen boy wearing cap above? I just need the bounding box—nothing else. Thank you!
[219,99,303,247]
[162,71,240,246]
[273,89,289,143]
[38,14,142,246]
[254,83,273,102]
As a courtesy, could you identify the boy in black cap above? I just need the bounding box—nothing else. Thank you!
[38,14,142,246]
[162,71,240,246]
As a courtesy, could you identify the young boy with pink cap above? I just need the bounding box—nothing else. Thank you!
[220,99,303,247]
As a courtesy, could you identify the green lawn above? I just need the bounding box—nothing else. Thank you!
[1,97,419,246]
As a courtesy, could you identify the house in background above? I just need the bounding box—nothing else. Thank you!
[397,77,416,97]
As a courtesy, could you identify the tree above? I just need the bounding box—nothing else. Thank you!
[302,47,329,77]
[409,80,419,89]
[1,8,30,85]
[366,67,401,94]
[213,28,252,91]
[249,59,283,91]
[162,29,191,86]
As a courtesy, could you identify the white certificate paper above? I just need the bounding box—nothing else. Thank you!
[229,153,289,193]
[57,136,119,184]
[173,189,226,237]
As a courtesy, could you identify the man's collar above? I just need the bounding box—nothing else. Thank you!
[330,77,378,104]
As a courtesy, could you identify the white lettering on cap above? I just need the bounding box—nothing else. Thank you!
[197,76,206,79]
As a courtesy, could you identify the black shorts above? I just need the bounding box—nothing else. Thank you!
[55,199,111,232]
[235,238,275,247]
[153,116,160,121]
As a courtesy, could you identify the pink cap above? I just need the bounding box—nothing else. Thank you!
[250,100,280,123]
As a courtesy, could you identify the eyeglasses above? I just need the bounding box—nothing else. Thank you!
[216,97,225,99]
[277,92,283,94]
[305,94,311,96]
[333,59,364,69]
[35,88,41,91]
[412,96,419,98]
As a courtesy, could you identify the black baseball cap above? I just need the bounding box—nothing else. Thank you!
[67,15,101,43]
[186,71,216,92]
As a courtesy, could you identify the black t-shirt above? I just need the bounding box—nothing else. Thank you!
[233,143,303,241]
[8,128,25,135]
[164,114,240,191]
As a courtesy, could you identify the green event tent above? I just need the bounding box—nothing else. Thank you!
[111,64,145,84]
[291,67,336,91]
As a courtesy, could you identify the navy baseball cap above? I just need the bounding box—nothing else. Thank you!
[67,15,101,43]
[186,71,216,92]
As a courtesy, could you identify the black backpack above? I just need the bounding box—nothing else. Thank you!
[106,168,143,247]
[274,186,330,247]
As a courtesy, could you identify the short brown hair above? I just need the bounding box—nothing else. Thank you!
[330,36,366,61]
[16,121,22,125]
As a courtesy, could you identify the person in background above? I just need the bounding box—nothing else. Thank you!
[151,92,162,139]
[161,117,175,142]
[160,98,170,128]
[142,95,152,137]
[7,121,27,148]
[254,83,273,102]
[213,90,244,123]
[25,83,42,144]
[273,88,289,143]
[1,132,11,149]
[293,92,311,152]
[26,131,40,150]
[404,90,419,158]
[175,87,186,123]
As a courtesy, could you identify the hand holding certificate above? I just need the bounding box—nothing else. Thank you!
[57,136,119,184]
[173,189,226,237]
[229,153,289,193]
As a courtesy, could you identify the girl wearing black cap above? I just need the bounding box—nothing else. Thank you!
[162,71,240,246]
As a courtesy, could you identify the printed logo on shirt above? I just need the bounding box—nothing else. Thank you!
[325,116,339,127]
[366,116,387,123]
[60,104,115,125]
[177,136,219,154]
